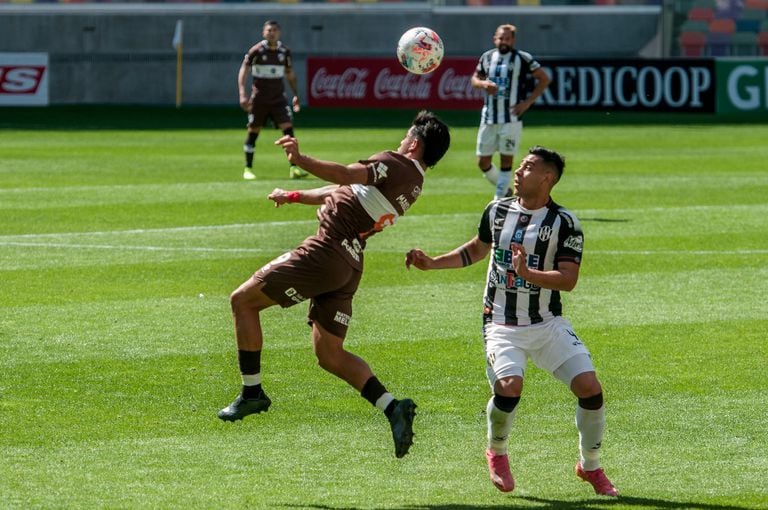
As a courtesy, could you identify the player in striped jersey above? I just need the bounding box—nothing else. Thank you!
[405,146,618,497]
[471,24,550,200]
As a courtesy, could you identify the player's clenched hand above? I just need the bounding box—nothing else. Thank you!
[275,135,300,164]
[405,249,433,271]
[510,243,529,277]
[292,96,301,113]
[268,188,290,208]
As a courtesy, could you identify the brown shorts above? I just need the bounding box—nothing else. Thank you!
[247,99,292,129]
[254,237,362,338]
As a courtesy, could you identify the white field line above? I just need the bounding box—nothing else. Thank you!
[0,214,766,256]
[0,240,765,256]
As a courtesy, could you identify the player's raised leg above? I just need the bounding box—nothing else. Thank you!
[218,277,275,421]
[312,322,416,458]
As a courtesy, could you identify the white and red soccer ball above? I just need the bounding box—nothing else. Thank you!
[396,27,444,75]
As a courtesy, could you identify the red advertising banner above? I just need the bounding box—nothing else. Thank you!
[308,57,483,109]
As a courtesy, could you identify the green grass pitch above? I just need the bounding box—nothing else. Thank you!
[1,107,767,509]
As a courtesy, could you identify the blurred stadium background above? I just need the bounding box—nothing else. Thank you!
[1,0,766,116]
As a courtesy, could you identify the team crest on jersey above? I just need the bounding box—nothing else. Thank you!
[538,226,552,242]
[278,53,285,63]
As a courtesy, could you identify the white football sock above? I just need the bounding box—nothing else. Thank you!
[576,404,605,471]
[375,392,395,413]
[241,373,261,386]
[495,169,512,199]
[482,164,499,185]
[487,397,516,455]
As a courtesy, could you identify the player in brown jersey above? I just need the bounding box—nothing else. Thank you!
[238,20,307,180]
[218,111,451,459]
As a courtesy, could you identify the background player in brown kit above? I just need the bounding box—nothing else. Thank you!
[238,20,306,180]
[218,111,451,459]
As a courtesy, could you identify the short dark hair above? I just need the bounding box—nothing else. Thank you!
[264,20,280,29]
[528,145,565,181]
[410,110,450,167]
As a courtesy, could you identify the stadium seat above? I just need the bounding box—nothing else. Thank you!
[731,31,759,54]
[740,7,767,21]
[688,6,715,21]
[678,30,707,56]
[709,18,736,33]
[736,18,761,31]
[680,19,710,32]
[707,31,733,54]
[759,31,768,54]
[745,0,768,9]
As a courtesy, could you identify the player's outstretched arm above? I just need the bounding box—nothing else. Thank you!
[406,236,491,271]
[275,136,367,185]
[268,185,338,207]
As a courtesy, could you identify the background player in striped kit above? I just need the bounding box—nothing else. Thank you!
[471,24,550,200]
[405,146,618,497]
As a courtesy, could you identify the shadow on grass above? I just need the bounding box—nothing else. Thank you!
[286,495,757,510]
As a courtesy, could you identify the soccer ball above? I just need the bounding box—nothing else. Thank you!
[396,27,444,75]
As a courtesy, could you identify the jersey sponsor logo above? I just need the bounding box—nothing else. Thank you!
[334,311,351,326]
[493,248,512,267]
[538,225,553,242]
[284,287,307,304]
[396,194,411,212]
[563,235,583,252]
[371,161,389,181]
[411,185,422,199]
[252,64,285,79]
[341,238,362,262]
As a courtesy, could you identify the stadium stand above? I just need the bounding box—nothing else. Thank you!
[680,19,710,32]
[759,30,768,54]
[687,6,715,21]
[709,17,736,33]
[745,0,768,8]
[731,31,759,54]
[678,30,707,55]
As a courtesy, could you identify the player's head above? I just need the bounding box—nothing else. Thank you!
[494,24,516,54]
[263,20,281,42]
[528,145,565,183]
[407,110,451,168]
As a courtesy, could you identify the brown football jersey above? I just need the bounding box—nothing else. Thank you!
[243,40,293,104]
[315,151,425,270]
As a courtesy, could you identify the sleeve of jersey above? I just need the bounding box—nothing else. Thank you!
[477,204,493,244]
[360,154,388,185]
[557,215,584,265]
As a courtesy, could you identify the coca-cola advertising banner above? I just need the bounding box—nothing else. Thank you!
[308,57,482,109]
[307,57,716,113]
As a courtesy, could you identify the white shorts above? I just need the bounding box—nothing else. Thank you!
[483,316,594,387]
[476,121,523,157]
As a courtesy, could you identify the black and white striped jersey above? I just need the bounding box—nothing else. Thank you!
[478,197,583,326]
[474,48,541,125]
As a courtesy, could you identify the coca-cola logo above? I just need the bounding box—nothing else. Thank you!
[438,68,484,101]
[374,68,431,100]
[310,67,368,99]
